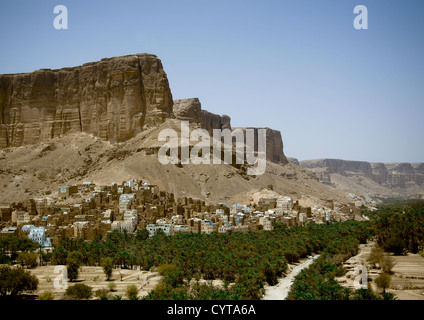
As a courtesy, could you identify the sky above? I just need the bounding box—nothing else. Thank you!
[0,0,423,163]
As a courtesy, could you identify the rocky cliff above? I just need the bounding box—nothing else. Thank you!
[0,54,288,165]
[298,158,424,198]
[0,54,173,147]
[233,127,288,165]
[173,98,287,164]
[173,98,231,133]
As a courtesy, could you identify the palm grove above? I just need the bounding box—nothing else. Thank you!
[0,200,423,300]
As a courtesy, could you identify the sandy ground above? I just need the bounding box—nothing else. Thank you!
[389,254,424,300]
[337,241,424,300]
[262,255,320,300]
[27,265,161,300]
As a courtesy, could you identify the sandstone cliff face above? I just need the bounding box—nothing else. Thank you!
[301,159,373,179]
[173,98,287,164]
[173,98,231,133]
[0,54,173,147]
[287,157,300,166]
[299,158,424,197]
[0,55,288,166]
[233,127,288,165]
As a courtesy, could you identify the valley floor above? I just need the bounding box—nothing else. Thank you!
[336,241,424,300]
[262,255,320,300]
[27,265,161,300]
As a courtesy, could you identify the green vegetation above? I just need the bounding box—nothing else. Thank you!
[51,219,372,300]
[286,235,396,300]
[66,251,83,282]
[288,199,424,301]
[65,283,93,300]
[371,200,424,255]
[375,272,391,294]
[287,233,360,300]
[0,265,38,297]
[125,284,139,300]
[95,288,111,300]
[101,257,114,281]
[39,249,53,266]
[0,236,39,264]
[367,247,395,274]
[43,199,422,300]
[38,291,54,300]
[108,281,116,292]
[16,252,39,269]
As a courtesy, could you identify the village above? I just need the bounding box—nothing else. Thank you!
[0,179,364,248]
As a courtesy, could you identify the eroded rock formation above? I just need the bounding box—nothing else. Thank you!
[233,127,288,165]
[173,98,287,164]
[299,158,424,195]
[173,98,231,133]
[0,54,173,147]
[0,54,288,165]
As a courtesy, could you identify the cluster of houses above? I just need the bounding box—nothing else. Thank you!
[0,179,363,247]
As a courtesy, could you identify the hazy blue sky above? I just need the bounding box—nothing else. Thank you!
[1,0,423,162]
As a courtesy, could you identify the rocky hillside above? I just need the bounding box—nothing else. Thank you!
[296,158,424,198]
[0,54,354,208]
[0,120,352,207]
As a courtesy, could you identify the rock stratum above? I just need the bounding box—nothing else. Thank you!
[297,158,424,198]
[172,98,288,165]
[0,54,323,206]
[0,54,287,166]
[0,54,173,147]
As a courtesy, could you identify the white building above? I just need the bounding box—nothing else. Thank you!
[124,179,135,190]
[259,216,274,231]
[277,196,293,211]
[28,226,51,247]
[146,224,172,237]
[171,215,184,225]
[110,209,138,234]
[123,209,138,232]
[119,193,136,213]
[21,225,36,233]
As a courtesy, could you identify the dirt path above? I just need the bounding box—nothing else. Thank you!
[262,255,320,300]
